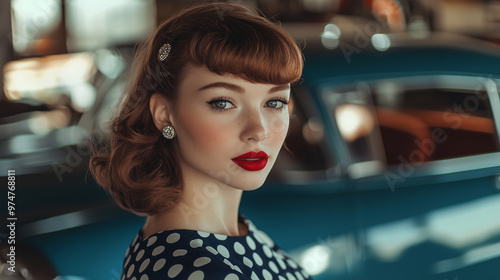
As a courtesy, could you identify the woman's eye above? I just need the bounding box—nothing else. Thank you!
[208,99,235,110]
[266,99,288,109]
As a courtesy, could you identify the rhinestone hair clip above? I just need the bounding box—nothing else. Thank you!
[158,43,171,61]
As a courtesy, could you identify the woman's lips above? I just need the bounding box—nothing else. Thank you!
[232,151,269,171]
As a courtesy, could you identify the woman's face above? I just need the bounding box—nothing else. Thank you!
[169,64,290,191]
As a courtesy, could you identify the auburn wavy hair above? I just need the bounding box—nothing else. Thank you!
[89,2,303,215]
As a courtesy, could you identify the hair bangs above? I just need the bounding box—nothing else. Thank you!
[187,23,303,85]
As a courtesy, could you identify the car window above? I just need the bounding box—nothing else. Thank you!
[323,76,500,169]
[269,86,334,182]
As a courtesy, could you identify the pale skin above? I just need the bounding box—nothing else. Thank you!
[145,63,291,238]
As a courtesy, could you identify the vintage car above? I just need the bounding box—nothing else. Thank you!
[2,20,500,280]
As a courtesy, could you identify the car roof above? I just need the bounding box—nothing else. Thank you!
[283,21,500,88]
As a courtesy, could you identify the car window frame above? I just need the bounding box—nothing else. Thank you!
[319,74,500,189]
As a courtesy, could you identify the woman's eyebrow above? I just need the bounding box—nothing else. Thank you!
[197,82,244,93]
[268,84,290,93]
[197,82,290,94]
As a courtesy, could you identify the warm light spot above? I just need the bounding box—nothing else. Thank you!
[335,104,374,142]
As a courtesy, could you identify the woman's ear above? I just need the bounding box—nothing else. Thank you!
[150,93,173,131]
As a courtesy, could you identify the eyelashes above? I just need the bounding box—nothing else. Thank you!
[207,97,289,112]
[266,98,289,109]
[207,98,234,111]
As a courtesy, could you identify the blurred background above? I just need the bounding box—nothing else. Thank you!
[2,0,500,279]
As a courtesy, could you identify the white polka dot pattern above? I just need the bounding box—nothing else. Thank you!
[127,264,135,277]
[223,259,241,272]
[263,245,273,258]
[277,257,287,270]
[121,217,312,280]
[152,259,166,272]
[206,246,218,255]
[187,270,204,280]
[269,261,279,274]
[253,252,263,266]
[246,236,256,250]
[166,233,180,244]
[146,236,157,247]
[139,259,149,273]
[243,256,253,268]
[152,246,164,256]
[287,258,298,269]
[214,233,227,241]
[136,250,145,261]
[190,239,203,248]
[295,271,305,280]
[225,273,239,280]
[167,264,183,277]
[198,231,210,238]
[233,241,245,255]
[287,272,297,280]
[217,245,230,258]
[172,249,187,257]
[193,257,211,267]
[262,269,273,280]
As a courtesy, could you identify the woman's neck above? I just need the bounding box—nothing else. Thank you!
[142,180,247,238]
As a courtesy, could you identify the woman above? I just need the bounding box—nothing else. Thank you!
[90,2,309,279]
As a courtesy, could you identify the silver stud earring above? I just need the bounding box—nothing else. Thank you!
[162,125,175,139]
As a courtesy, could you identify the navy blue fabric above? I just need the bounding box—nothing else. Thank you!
[121,216,312,280]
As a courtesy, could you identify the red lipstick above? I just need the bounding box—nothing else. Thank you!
[232,151,269,171]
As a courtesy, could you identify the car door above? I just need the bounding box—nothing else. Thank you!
[322,75,500,280]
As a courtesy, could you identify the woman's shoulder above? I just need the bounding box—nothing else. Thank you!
[121,217,312,280]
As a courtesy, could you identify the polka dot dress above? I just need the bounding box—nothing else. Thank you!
[121,216,312,280]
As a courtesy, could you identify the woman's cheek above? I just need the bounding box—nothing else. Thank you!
[268,112,289,143]
[189,116,234,147]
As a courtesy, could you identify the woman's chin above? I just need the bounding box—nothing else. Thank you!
[241,183,265,191]
[230,176,268,191]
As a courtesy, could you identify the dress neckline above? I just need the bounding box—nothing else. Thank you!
[138,214,251,243]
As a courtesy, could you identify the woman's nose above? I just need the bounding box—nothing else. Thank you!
[240,109,267,142]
